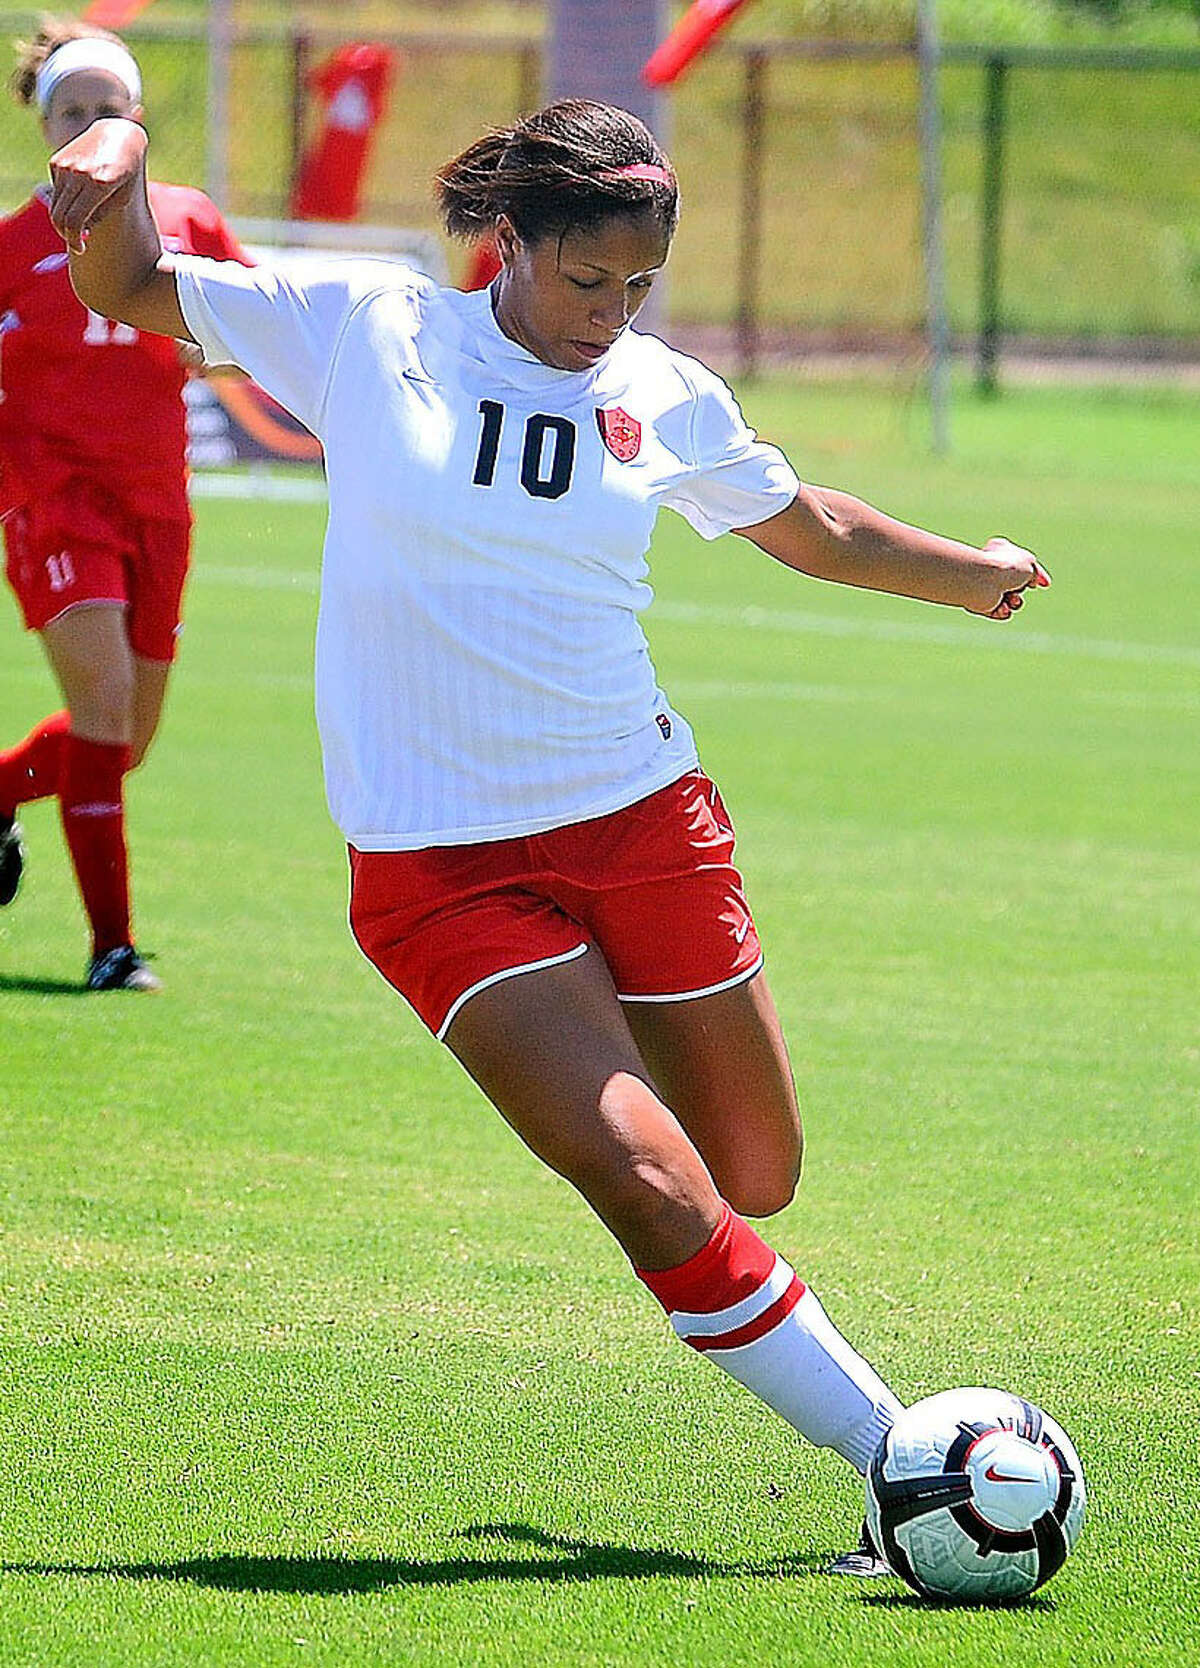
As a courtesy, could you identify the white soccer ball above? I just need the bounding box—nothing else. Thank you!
[865,1387,1086,1602]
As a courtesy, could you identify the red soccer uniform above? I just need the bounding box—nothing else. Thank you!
[0,182,248,658]
[0,180,247,516]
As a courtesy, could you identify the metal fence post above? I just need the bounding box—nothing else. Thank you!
[518,41,540,112]
[547,0,668,330]
[206,0,234,210]
[288,30,313,214]
[737,48,766,382]
[977,53,1009,396]
[916,0,951,454]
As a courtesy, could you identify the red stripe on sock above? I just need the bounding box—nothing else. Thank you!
[690,1274,806,1352]
[635,1203,779,1315]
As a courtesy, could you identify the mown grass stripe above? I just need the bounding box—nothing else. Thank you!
[195,564,1200,669]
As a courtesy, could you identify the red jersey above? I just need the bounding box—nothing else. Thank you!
[0,181,248,518]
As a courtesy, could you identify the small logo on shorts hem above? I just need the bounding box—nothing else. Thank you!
[655,713,672,740]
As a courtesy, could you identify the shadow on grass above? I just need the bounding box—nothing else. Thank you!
[856,1588,1057,1614]
[4,1521,830,1594]
[0,972,86,995]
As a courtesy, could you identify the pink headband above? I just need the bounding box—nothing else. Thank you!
[615,163,675,187]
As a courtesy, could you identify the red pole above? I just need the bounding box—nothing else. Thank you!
[82,0,160,27]
[643,0,754,87]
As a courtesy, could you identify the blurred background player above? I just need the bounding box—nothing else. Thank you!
[0,18,248,990]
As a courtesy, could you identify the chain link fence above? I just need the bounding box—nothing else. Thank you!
[1,12,1196,379]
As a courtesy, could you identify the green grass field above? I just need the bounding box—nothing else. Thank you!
[1,378,1197,1666]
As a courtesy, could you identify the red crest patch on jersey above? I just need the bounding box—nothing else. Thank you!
[596,406,641,462]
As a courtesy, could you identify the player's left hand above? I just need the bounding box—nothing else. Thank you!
[971,537,1052,621]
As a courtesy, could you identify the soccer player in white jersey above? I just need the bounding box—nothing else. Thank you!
[50,101,1051,1571]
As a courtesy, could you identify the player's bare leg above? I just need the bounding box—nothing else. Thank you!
[38,604,160,989]
[43,615,172,763]
[623,972,803,1220]
[446,946,720,1267]
[130,652,171,767]
[444,948,901,1478]
[41,603,135,745]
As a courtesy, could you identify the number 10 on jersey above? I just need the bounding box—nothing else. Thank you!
[472,398,576,500]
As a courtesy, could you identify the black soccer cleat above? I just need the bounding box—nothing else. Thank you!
[0,816,24,907]
[86,944,164,993]
[830,1517,893,1579]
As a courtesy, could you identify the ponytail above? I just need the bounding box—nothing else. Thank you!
[437,99,679,247]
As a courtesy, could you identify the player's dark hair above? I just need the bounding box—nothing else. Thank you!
[437,99,679,248]
[10,15,125,106]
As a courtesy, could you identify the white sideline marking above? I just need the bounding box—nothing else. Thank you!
[673,680,886,703]
[190,473,327,503]
[196,566,1200,671]
[651,599,1200,672]
[201,565,320,592]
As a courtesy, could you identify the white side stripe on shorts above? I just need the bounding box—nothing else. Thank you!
[616,952,763,1005]
[436,942,589,1041]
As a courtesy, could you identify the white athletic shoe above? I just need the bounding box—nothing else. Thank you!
[830,1518,893,1579]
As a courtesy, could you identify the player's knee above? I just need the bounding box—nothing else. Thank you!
[577,1146,714,1257]
[723,1170,798,1219]
[719,1134,803,1219]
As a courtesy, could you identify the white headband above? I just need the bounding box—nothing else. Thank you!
[35,38,142,114]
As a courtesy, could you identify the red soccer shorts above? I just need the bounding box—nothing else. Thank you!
[3,477,191,663]
[348,769,765,1042]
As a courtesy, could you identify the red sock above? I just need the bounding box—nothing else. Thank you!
[59,734,133,957]
[0,710,71,820]
[636,1203,805,1348]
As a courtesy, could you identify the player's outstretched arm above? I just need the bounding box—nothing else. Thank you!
[734,483,1050,620]
[50,116,193,342]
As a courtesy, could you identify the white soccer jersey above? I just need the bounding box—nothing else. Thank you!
[175,256,799,849]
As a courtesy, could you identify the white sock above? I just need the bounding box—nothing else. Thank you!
[637,1204,903,1473]
[688,1282,903,1472]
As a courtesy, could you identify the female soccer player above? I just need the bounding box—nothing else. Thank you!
[49,101,1050,1562]
[0,19,247,990]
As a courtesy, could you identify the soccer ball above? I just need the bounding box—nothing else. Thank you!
[865,1388,1086,1602]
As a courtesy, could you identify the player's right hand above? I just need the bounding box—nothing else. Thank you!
[969,537,1052,621]
[48,117,148,254]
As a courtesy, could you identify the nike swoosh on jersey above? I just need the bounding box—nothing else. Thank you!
[33,252,70,274]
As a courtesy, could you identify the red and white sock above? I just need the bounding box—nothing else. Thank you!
[0,709,71,820]
[636,1203,902,1473]
[59,733,133,957]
